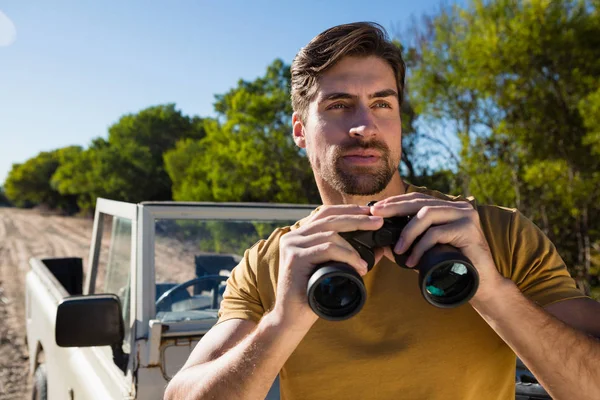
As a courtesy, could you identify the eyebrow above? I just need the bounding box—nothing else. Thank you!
[321,89,399,102]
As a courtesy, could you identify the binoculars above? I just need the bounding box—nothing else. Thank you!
[306,214,479,321]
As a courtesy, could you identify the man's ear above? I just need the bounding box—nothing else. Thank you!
[292,112,306,149]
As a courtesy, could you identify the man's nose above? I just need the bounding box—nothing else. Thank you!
[348,106,378,138]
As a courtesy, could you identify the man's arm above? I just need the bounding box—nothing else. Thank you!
[164,314,311,400]
[369,193,600,400]
[545,297,600,337]
[472,279,600,400]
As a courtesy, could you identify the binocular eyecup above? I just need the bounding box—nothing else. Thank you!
[306,215,479,321]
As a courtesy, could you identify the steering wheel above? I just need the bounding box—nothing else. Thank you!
[156,275,229,312]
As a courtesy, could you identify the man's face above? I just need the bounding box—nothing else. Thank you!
[294,55,402,196]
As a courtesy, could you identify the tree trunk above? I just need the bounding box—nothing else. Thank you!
[401,148,417,183]
[582,206,592,296]
[540,205,550,238]
[574,211,591,296]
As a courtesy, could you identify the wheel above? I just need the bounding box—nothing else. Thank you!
[155,275,229,311]
[31,363,47,400]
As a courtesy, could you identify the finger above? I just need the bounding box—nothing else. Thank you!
[404,221,467,268]
[304,214,384,235]
[314,204,372,220]
[371,192,434,205]
[303,241,369,276]
[371,198,472,219]
[394,206,473,254]
[295,230,358,254]
[373,247,387,266]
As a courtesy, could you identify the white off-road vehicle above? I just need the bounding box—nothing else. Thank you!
[25,198,313,399]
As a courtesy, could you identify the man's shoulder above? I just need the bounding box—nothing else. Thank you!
[247,226,289,262]
[245,213,314,268]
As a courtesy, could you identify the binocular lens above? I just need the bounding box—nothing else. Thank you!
[424,262,474,304]
[307,264,367,321]
[314,276,361,310]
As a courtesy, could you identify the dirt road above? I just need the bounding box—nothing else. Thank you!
[0,208,93,400]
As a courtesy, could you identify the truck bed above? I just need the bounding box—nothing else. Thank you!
[26,257,128,400]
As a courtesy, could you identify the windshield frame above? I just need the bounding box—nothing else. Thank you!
[137,202,316,337]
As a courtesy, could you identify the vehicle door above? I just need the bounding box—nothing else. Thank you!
[63,200,137,400]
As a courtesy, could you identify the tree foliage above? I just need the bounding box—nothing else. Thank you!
[51,138,154,212]
[165,59,320,204]
[580,87,600,155]
[0,186,12,206]
[4,147,81,211]
[407,0,600,296]
[52,104,205,213]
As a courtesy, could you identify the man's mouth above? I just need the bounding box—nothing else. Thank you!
[341,151,381,165]
[343,150,381,158]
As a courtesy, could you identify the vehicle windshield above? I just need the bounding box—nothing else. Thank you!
[153,218,297,323]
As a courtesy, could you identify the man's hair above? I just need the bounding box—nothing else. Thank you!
[291,22,406,122]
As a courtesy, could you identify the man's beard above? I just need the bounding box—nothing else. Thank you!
[318,139,397,196]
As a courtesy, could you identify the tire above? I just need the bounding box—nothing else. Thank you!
[31,364,47,400]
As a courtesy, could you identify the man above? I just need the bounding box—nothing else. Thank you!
[165,22,600,400]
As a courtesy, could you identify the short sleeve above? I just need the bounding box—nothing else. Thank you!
[217,242,265,325]
[509,210,587,306]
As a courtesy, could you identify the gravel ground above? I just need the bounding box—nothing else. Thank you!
[0,208,93,400]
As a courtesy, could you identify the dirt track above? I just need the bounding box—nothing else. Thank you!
[0,208,93,400]
[0,207,215,399]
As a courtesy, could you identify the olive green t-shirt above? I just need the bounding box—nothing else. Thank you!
[217,184,587,399]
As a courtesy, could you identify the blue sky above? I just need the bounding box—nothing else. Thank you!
[0,0,452,185]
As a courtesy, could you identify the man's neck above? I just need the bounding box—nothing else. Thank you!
[317,172,407,206]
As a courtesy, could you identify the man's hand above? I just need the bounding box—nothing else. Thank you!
[274,205,384,327]
[369,192,506,304]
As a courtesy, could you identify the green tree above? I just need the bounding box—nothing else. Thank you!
[396,40,463,195]
[4,147,81,211]
[52,138,155,212]
[580,87,600,155]
[107,104,206,200]
[407,0,600,295]
[0,186,11,206]
[165,59,320,204]
[53,104,206,212]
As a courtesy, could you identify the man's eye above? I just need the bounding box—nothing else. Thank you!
[329,103,348,109]
[373,102,391,109]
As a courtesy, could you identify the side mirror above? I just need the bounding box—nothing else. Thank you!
[56,294,124,347]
